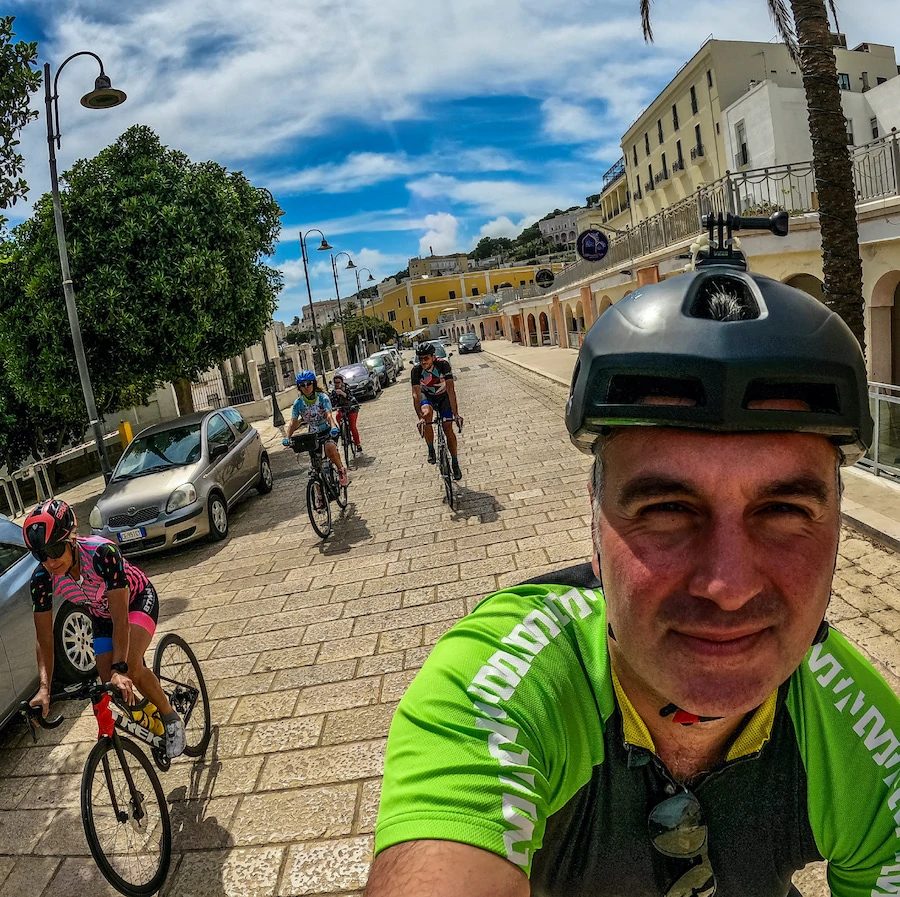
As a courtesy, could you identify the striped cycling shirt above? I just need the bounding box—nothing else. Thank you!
[30,536,149,619]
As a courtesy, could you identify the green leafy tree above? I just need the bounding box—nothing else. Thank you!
[470,236,515,261]
[285,329,313,345]
[0,124,283,428]
[0,17,41,231]
[640,0,864,349]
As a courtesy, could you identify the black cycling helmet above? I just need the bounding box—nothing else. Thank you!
[23,499,77,561]
[416,342,436,357]
[566,267,872,465]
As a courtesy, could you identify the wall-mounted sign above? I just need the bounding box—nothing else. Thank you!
[535,268,555,288]
[576,229,609,262]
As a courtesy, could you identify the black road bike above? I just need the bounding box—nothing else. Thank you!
[21,634,211,897]
[292,431,348,539]
[419,416,462,510]
[337,411,360,470]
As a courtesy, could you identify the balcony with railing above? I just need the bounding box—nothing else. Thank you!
[522,131,900,300]
[654,168,670,185]
[601,157,626,191]
[690,143,705,161]
[671,158,686,173]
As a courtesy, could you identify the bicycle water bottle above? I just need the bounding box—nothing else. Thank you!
[131,701,165,737]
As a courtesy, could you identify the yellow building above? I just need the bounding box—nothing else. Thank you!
[370,264,565,334]
[622,37,898,224]
[408,253,469,278]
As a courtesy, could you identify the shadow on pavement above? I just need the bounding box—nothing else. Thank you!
[319,502,373,556]
[162,726,231,895]
[451,488,503,523]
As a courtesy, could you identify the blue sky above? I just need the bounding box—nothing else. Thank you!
[8,0,899,323]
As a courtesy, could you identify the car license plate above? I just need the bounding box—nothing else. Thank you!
[117,528,145,543]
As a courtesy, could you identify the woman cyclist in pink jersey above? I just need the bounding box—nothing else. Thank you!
[23,499,186,758]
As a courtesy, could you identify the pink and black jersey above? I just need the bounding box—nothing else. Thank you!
[30,536,150,619]
[410,359,454,399]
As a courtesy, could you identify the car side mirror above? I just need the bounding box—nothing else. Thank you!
[210,442,229,461]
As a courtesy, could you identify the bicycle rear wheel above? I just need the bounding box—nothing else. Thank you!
[439,445,455,509]
[82,737,172,897]
[307,476,332,538]
[333,465,349,510]
[341,423,351,470]
[152,634,211,757]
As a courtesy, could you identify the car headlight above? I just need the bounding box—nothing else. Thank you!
[166,483,197,514]
[89,506,102,529]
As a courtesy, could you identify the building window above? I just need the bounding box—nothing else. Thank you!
[421,317,428,325]
[690,85,698,114]
[644,133,650,156]
[715,122,720,134]
[878,76,888,85]
[838,72,851,90]
[419,296,426,304]
[676,139,684,168]
[632,145,638,166]
[845,117,854,144]
[388,310,396,322]
[706,69,713,88]
[519,280,526,286]
[695,123,702,151]
[861,71,869,91]
[672,103,679,130]
[657,119,663,144]
[735,121,749,166]
[660,152,667,179]
[471,287,479,296]
[871,117,879,139]
[449,290,456,300]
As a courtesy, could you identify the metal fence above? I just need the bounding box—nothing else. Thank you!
[860,382,900,480]
[280,354,296,386]
[259,359,277,396]
[530,133,900,298]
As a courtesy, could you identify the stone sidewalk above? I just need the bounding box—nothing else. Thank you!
[0,352,896,895]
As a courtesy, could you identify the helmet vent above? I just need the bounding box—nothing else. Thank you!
[689,275,759,321]
[743,380,841,414]
[607,374,706,407]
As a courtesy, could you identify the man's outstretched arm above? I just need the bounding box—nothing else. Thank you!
[364,840,529,897]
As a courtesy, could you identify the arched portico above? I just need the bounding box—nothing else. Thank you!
[527,313,538,346]
[870,271,900,385]
[784,273,825,302]
[539,311,550,346]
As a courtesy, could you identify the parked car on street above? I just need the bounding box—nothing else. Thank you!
[433,343,453,360]
[458,332,482,353]
[89,408,273,556]
[381,347,404,371]
[0,516,97,707]
[369,350,399,382]
[335,363,381,400]
[365,354,392,387]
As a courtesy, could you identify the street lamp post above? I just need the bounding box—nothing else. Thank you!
[354,267,376,351]
[45,53,126,483]
[331,251,354,360]
[299,229,333,376]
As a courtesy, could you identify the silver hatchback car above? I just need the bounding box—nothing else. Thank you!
[90,408,273,555]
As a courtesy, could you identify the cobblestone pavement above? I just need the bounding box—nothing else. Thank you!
[0,353,897,895]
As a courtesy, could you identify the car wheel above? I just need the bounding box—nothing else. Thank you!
[54,601,97,684]
[207,492,229,541]
[257,453,274,494]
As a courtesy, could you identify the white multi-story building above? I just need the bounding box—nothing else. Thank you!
[538,209,585,246]
[300,299,342,329]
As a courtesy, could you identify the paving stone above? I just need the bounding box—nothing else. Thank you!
[356,652,405,678]
[18,775,81,810]
[214,671,277,699]
[271,659,357,691]
[258,740,386,791]
[303,618,355,644]
[213,627,308,659]
[170,846,283,897]
[295,677,381,717]
[376,626,422,653]
[231,691,299,725]
[18,809,77,855]
[253,643,320,674]
[0,775,31,810]
[341,594,403,619]
[278,835,373,895]
[170,796,242,850]
[246,716,324,755]
[242,600,341,635]
[356,779,382,834]
[351,600,466,636]
[321,703,399,746]
[318,634,379,663]
[381,669,420,703]
[0,857,60,897]
[164,755,265,798]
[232,784,357,844]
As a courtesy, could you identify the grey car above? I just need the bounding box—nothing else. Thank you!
[335,363,381,400]
[0,517,98,723]
[90,408,273,556]
[369,350,400,383]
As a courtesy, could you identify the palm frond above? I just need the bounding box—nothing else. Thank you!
[640,0,654,42]
[826,0,842,37]
[766,0,800,63]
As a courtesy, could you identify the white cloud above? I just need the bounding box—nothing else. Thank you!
[476,216,522,240]
[542,99,605,143]
[418,213,459,256]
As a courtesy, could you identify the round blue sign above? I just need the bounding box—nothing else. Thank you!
[576,229,609,262]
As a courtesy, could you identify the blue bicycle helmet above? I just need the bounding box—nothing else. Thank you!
[296,370,316,386]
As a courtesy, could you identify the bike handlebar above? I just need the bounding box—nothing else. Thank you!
[20,680,122,739]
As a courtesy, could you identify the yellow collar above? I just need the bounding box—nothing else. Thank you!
[610,665,777,761]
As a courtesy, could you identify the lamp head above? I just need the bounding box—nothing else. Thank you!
[345,259,356,270]
[80,73,127,109]
[367,274,375,282]
[317,238,332,251]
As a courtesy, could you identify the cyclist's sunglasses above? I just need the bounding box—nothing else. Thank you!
[648,789,717,897]
[30,541,68,563]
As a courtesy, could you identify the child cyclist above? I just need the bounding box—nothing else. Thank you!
[330,373,362,454]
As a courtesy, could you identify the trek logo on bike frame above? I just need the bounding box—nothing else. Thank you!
[110,705,164,749]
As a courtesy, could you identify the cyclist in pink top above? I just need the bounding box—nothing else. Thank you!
[23,500,186,757]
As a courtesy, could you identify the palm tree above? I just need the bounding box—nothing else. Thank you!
[641,0,865,352]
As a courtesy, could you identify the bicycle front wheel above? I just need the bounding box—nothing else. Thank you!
[307,476,332,538]
[82,737,172,897]
[440,448,455,509]
[334,466,348,510]
[152,633,211,757]
[342,428,351,470]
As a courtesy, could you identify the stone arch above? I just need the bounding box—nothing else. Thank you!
[539,311,550,346]
[574,300,586,333]
[598,295,613,317]
[479,321,486,340]
[870,271,900,385]
[527,313,538,346]
[784,273,825,302]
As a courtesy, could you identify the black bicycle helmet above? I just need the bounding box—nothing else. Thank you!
[416,342,436,357]
[23,499,77,559]
[566,267,872,465]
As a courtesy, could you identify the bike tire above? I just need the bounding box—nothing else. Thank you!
[333,465,349,509]
[81,737,172,897]
[439,446,455,509]
[307,476,332,538]
[152,633,211,757]
[342,432,350,470]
